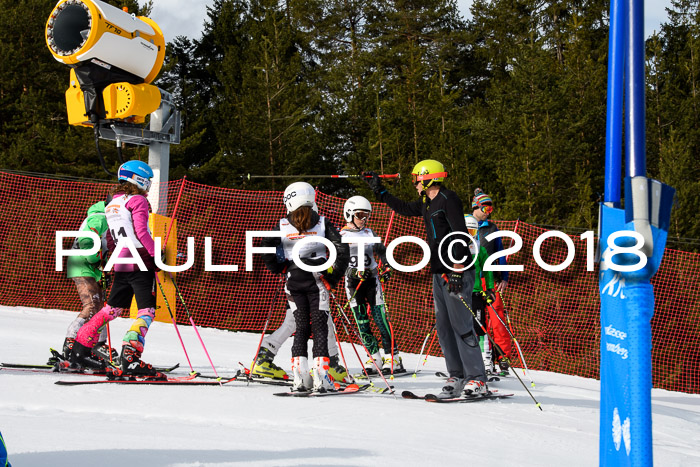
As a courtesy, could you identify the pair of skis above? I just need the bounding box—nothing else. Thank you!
[273,382,394,397]
[401,390,513,403]
[435,371,502,383]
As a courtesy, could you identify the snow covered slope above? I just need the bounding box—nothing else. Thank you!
[1,306,698,466]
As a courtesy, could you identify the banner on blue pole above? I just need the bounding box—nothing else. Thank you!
[599,179,674,466]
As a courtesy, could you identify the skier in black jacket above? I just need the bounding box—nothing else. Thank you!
[364,161,487,398]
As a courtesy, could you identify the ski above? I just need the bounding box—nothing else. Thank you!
[434,371,500,382]
[1,363,55,370]
[202,372,293,386]
[1,361,180,375]
[0,364,107,376]
[424,392,514,403]
[353,369,417,380]
[273,383,369,397]
[55,374,238,386]
[401,390,512,403]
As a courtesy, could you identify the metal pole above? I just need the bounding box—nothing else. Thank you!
[148,91,173,215]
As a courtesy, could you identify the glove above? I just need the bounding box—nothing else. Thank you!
[379,266,393,283]
[362,171,386,197]
[447,272,463,295]
[101,272,112,290]
[348,268,371,281]
[482,289,496,305]
[322,266,340,289]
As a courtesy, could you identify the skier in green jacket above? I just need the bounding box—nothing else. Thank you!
[465,214,498,374]
[62,199,115,364]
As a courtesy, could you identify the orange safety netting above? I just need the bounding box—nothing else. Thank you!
[0,172,698,393]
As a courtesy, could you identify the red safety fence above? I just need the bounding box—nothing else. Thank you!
[1,172,698,393]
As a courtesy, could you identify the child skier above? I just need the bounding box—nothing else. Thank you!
[69,160,162,377]
[260,182,349,392]
[253,203,350,382]
[340,195,402,374]
[62,196,116,363]
[465,214,497,374]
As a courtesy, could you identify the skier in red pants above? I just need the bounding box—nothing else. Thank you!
[472,188,513,374]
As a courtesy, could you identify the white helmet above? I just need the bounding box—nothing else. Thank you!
[283,182,316,213]
[464,214,479,231]
[343,195,372,222]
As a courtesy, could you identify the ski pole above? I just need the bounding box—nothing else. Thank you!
[484,299,535,387]
[169,276,221,381]
[423,328,439,368]
[335,299,394,396]
[322,278,395,395]
[98,248,114,364]
[333,295,374,381]
[442,274,542,411]
[161,177,221,379]
[413,324,436,374]
[376,280,397,377]
[492,218,532,383]
[154,273,195,373]
[242,173,400,180]
[504,307,533,385]
[248,273,285,382]
[328,314,353,383]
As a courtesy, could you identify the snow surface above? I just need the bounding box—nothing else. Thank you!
[1,306,698,467]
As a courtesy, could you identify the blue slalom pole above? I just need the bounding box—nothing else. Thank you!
[603,0,625,206]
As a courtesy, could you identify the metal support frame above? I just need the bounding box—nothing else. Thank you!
[96,89,179,215]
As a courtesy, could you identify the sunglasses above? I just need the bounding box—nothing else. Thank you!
[481,205,494,215]
[355,211,371,220]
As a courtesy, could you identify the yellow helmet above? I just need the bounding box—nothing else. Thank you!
[411,160,447,190]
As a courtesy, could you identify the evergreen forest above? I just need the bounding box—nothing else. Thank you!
[1,0,699,249]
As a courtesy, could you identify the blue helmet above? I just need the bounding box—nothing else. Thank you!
[118,160,154,192]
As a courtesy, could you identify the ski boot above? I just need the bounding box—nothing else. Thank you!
[119,344,165,380]
[328,354,352,383]
[62,337,75,360]
[251,347,288,380]
[464,379,489,396]
[69,340,106,372]
[93,342,120,366]
[364,352,383,375]
[436,377,466,399]
[291,356,313,392]
[497,357,511,376]
[47,337,73,365]
[312,356,334,393]
[382,354,405,374]
[483,358,495,376]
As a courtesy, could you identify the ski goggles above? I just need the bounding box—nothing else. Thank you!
[467,227,478,237]
[481,205,494,215]
[354,210,371,220]
[411,172,447,185]
[130,174,152,192]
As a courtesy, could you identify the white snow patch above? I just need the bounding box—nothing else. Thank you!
[0,306,698,466]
